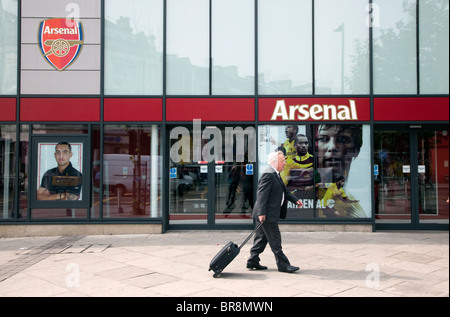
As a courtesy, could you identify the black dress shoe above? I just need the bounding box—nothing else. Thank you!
[246,263,268,270]
[278,265,299,273]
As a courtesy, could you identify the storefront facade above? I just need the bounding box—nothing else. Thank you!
[0,0,448,235]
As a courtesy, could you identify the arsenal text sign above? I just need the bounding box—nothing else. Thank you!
[258,98,371,122]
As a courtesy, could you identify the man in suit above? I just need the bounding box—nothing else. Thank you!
[247,151,303,273]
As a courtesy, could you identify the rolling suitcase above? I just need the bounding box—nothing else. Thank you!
[209,222,264,278]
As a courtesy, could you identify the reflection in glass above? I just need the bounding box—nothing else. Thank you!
[374,129,412,223]
[91,125,101,218]
[32,124,89,134]
[258,0,312,95]
[419,0,449,94]
[166,0,209,95]
[315,0,369,94]
[31,209,87,219]
[168,125,254,225]
[373,0,417,94]
[0,0,17,94]
[18,125,29,219]
[105,0,163,95]
[0,125,16,219]
[103,125,161,218]
[418,129,449,224]
[212,0,254,95]
[215,126,253,224]
[169,125,208,225]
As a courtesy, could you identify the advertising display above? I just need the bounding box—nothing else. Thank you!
[258,124,372,219]
[36,141,83,201]
[30,136,90,210]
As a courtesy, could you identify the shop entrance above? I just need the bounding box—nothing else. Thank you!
[374,125,449,230]
[167,123,254,229]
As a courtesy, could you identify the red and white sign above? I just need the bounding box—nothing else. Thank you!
[38,18,84,71]
[258,98,371,122]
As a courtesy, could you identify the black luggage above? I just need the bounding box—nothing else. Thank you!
[209,222,263,278]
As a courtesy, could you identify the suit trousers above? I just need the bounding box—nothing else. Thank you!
[247,221,290,269]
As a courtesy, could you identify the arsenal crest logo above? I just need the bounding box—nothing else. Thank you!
[38,18,84,71]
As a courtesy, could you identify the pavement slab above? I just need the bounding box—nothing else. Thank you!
[0,230,448,299]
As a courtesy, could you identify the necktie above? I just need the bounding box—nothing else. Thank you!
[277,172,283,185]
[277,173,285,206]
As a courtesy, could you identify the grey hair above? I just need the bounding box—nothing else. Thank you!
[267,151,284,165]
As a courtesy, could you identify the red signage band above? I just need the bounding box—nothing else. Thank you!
[374,97,449,121]
[104,98,163,122]
[258,98,371,122]
[20,98,100,122]
[166,98,255,122]
[0,98,16,121]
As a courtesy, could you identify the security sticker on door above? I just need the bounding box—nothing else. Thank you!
[169,167,177,178]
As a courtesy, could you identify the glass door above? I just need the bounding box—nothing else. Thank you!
[374,125,449,229]
[417,128,449,226]
[168,124,254,229]
[168,160,208,226]
[215,161,253,226]
[374,128,412,224]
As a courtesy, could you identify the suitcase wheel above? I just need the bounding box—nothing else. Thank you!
[213,270,222,278]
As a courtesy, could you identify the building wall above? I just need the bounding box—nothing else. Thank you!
[0,0,448,232]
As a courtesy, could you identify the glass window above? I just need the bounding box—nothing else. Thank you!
[373,0,417,94]
[419,0,449,94]
[103,125,161,218]
[0,124,16,219]
[315,124,371,218]
[18,125,29,219]
[32,124,89,134]
[105,0,163,95]
[315,0,370,95]
[91,125,101,219]
[258,0,312,95]
[166,0,209,95]
[418,128,449,224]
[212,0,254,95]
[0,0,18,94]
[258,124,372,219]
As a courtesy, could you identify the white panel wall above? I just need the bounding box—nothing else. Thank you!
[21,0,101,95]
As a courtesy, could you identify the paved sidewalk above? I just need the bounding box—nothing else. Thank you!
[0,230,448,297]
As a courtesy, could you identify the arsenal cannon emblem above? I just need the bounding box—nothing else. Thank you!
[38,18,84,71]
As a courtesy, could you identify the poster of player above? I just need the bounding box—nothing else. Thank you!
[258,124,371,218]
[36,141,83,201]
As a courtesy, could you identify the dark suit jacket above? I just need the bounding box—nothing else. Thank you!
[252,166,298,223]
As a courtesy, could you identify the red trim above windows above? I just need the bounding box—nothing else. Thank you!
[0,98,16,121]
[14,97,449,123]
[20,98,100,122]
[258,98,371,122]
[104,98,163,122]
[166,98,255,122]
[374,97,449,121]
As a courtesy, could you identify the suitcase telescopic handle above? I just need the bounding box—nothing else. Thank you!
[238,221,264,250]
